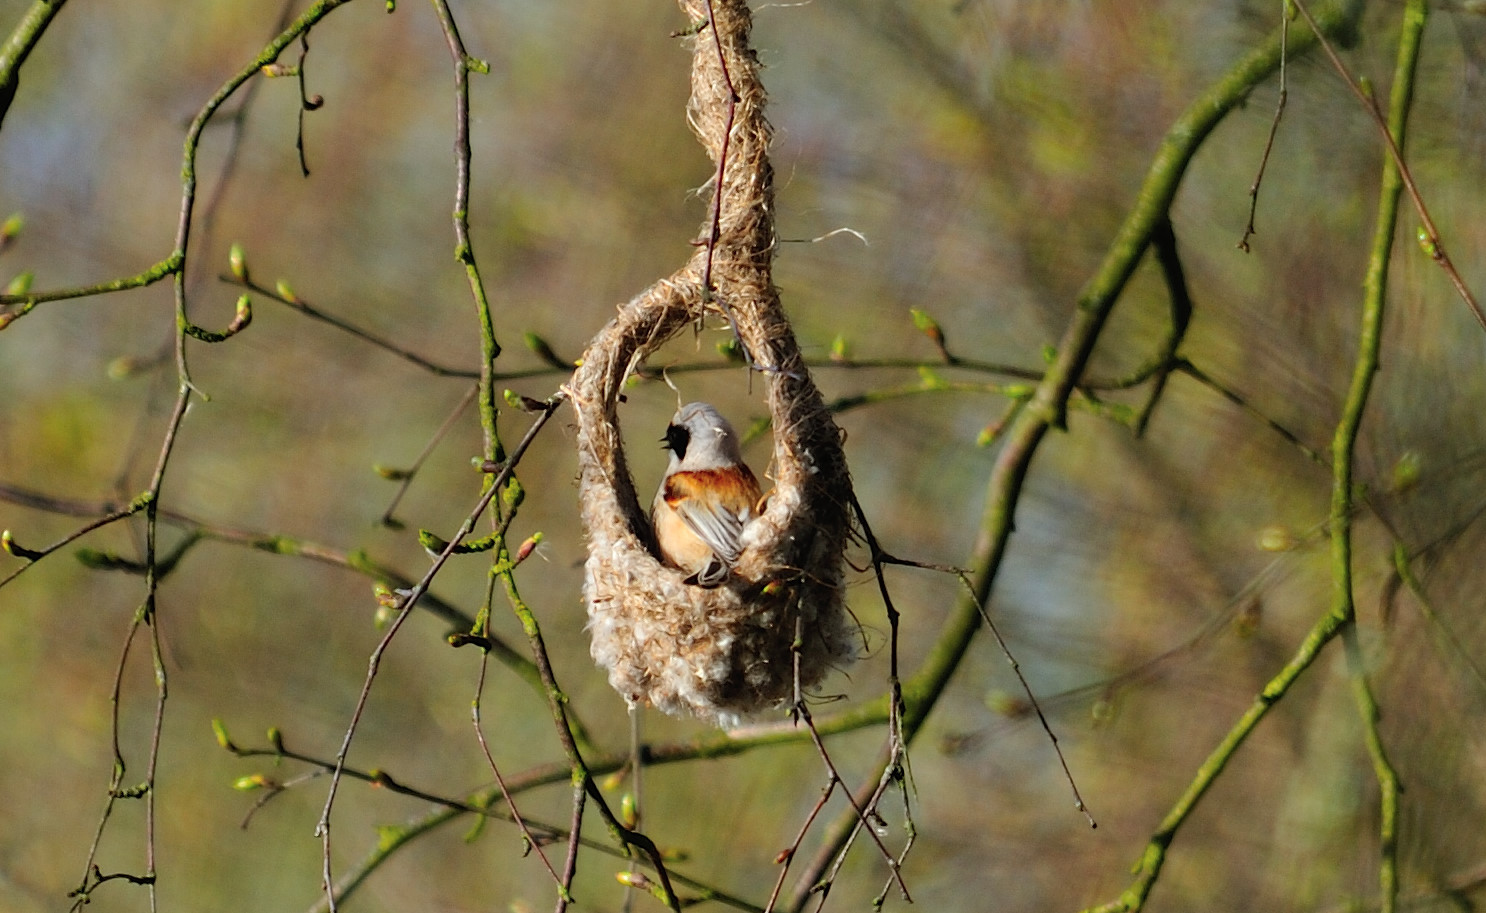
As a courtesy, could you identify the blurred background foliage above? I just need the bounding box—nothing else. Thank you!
[1,0,1484,911]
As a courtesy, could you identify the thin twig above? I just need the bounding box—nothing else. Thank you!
[958,568,1096,828]
[426,0,503,451]
[795,702,911,901]
[272,687,907,910]
[1388,540,1486,692]
[1135,217,1194,436]
[209,725,763,913]
[1289,0,1483,331]
[1173,359,1326,465]
[470,653,564,887]
[378,382,480,527]
[315,398,564,911]
[1238,1,1289,252]
[220,274,478,377]
[294,32,323,176]
[0,492,150,588]
[620,709,643,913]
[763,781,836,913]
[795,743,903,913]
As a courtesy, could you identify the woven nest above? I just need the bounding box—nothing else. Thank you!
[568,0,857,726]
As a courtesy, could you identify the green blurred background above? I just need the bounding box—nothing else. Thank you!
[2,0,1484,910]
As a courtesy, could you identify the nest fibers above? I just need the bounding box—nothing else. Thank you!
[568,0,857,726]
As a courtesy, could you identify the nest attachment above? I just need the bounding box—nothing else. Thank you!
[569,0,857,726]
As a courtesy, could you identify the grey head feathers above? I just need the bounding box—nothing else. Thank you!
[663,402,746,472]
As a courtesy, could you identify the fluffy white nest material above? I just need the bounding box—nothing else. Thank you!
[568,0,857,726]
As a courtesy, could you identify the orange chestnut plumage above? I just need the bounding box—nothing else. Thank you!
[651,402,763,587]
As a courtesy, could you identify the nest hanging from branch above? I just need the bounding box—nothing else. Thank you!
[568,0,857,725]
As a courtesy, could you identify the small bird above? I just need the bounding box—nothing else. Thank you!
[652,402,763,587]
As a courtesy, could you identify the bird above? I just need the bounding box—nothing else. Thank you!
[651,402,764,587]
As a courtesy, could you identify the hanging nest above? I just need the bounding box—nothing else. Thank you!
[568,0,857,726]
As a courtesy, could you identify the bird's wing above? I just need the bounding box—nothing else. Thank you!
[664,471,755,565]
[672,496,747,564]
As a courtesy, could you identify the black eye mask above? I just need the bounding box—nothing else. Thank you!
[662,423,691,459]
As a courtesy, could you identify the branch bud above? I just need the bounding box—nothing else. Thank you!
[228,243,248,281]
[0,212,22,249]
[211,718,237,751]
[523,332,573,370]
[2,529,44,560]
[5,272,32,295]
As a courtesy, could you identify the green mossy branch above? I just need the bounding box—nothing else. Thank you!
[1334,1,1425,910]
[0,253,181,308]
[0,254,182,331]
[179,294,252,343]
[795,2,1365,909]
[0,0,71,130]
[969,0,1363,792]
[1081,0,1420,909]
